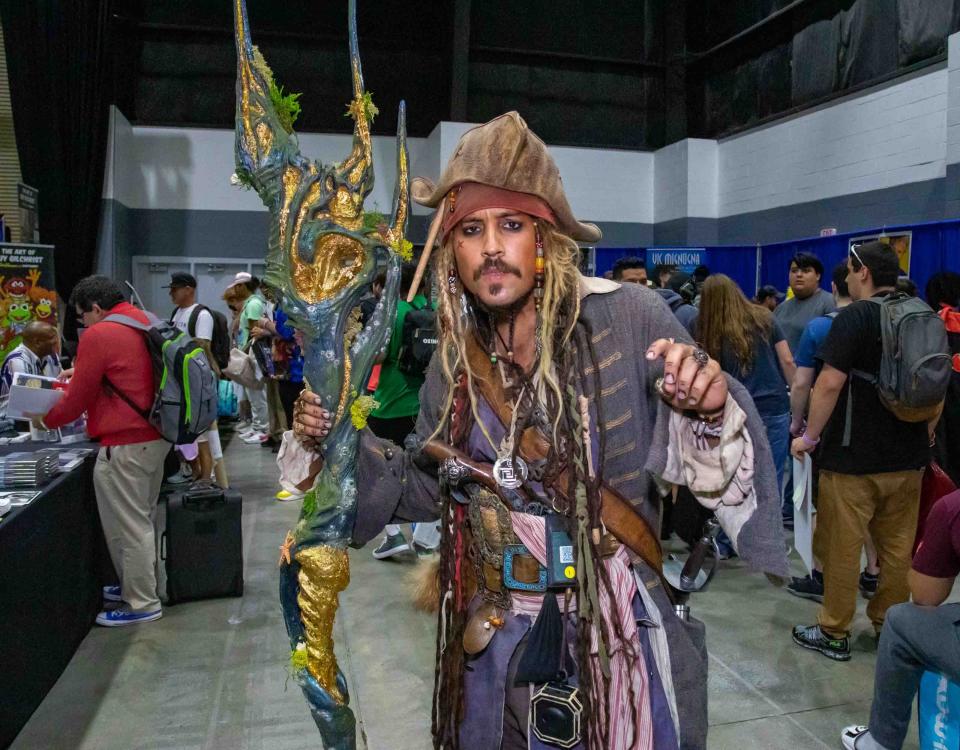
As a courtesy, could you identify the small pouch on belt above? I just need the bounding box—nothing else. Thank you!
[463,601,507,655]
[503,544,547,592]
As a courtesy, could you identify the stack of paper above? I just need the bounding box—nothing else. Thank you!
[793,455,816,576]
[5,372,64,421]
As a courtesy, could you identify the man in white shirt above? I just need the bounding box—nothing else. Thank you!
[0,321,61,422]
[166,273,228,487]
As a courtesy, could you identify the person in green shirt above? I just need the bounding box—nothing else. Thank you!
[366,264,440,559]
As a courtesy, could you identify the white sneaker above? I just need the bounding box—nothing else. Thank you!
[242,431,268,444]
[841,725,871,750]
[238,426,257,437]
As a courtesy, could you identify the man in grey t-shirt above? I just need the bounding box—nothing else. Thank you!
[775,252,836,353]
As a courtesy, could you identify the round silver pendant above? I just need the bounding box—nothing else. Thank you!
[493,456,528,489]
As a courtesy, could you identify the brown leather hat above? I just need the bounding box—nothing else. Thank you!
[411,112,602,243]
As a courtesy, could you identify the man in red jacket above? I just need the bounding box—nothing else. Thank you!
[40,276,168,626]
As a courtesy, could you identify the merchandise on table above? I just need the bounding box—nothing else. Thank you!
[0,449,60,488]
[0,490,41,507]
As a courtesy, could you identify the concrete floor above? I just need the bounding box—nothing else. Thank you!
[11,431,928,750]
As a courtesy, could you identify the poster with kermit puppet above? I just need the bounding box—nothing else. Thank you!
[0,243,57,362]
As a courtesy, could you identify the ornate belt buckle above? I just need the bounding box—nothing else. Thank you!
[502,544,547,592]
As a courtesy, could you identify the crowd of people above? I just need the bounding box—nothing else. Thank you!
[613,247,960,750]
[12,213,960,747]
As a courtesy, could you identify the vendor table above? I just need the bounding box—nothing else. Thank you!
[0,444,102,749]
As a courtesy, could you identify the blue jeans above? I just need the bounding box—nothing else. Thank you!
[762,412,791,516]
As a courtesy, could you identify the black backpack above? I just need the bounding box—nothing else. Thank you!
[397,300,437,377]
[172,305,231,371]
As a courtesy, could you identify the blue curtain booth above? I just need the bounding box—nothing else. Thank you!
[595,246,758,297]
[593,218,960,302]
[760,219,960,300]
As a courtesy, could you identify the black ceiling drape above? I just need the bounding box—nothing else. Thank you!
[0,0,113,304]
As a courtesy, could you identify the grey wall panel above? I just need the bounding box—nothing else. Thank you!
[653,217,719,246]
[591,222,655,247]
[719,175,949,244]
[94,200,116,278]
[945,163,960,219]
[95,199,136,284]
[129,208,271,259]
[100,179,956,282]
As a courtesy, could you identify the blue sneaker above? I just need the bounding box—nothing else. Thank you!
[95,606,162,627]
[102,585,122,602]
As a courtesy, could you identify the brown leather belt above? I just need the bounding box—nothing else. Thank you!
[482,553,545,592]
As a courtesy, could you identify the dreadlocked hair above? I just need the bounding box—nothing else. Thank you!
[565,319,641,748]
[432,375,471,750]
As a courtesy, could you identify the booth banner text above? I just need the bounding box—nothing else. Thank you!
[0,243,57,361]
[17,184,39,244]
[646,248,709,275]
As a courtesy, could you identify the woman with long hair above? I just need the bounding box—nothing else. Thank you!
[698,274,795,546]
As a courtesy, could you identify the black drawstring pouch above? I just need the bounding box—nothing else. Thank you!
[515,591,565,684]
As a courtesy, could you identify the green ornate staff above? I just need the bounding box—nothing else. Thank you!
[233,0,410,745]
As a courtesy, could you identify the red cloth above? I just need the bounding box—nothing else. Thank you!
[366,363,381,393]
[914,462,958,556]
[913,488,960,578]
[441,182,557,242]
[45,301,160,446]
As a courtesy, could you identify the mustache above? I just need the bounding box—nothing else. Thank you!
[474,258,523,282]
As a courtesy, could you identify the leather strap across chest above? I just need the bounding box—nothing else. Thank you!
[463,335,664,575]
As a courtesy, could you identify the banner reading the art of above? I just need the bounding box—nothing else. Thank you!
[0,243,57,361]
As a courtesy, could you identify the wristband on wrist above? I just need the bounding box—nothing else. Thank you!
[801,432,820,448]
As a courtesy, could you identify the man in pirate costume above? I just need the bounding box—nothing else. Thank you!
[283,112,788,750]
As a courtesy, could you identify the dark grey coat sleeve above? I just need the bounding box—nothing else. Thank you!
[624,286,789,579]
[351,357,446,548]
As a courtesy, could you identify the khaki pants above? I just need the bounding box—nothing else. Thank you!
[94,439,169,612]
[814,468,923,638]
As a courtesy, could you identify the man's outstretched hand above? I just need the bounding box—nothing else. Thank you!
[646,338,727,416]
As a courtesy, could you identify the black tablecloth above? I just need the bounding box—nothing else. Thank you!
[0,444,102,748]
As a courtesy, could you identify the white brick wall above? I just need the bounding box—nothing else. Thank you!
[718,67,948,218]
[105,111,655,225]
[653,140,688,222]
[653,139,718,223]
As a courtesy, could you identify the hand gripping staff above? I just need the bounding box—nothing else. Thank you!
[234,0,410,745]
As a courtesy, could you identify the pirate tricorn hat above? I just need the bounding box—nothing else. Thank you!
[411,112,602,244]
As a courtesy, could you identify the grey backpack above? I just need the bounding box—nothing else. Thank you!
[844,294,951,444]
[103,312,218,444]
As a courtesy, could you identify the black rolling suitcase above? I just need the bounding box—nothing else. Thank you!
[159,486,244,604]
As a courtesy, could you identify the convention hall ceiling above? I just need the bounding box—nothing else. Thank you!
[108,0,958,150]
